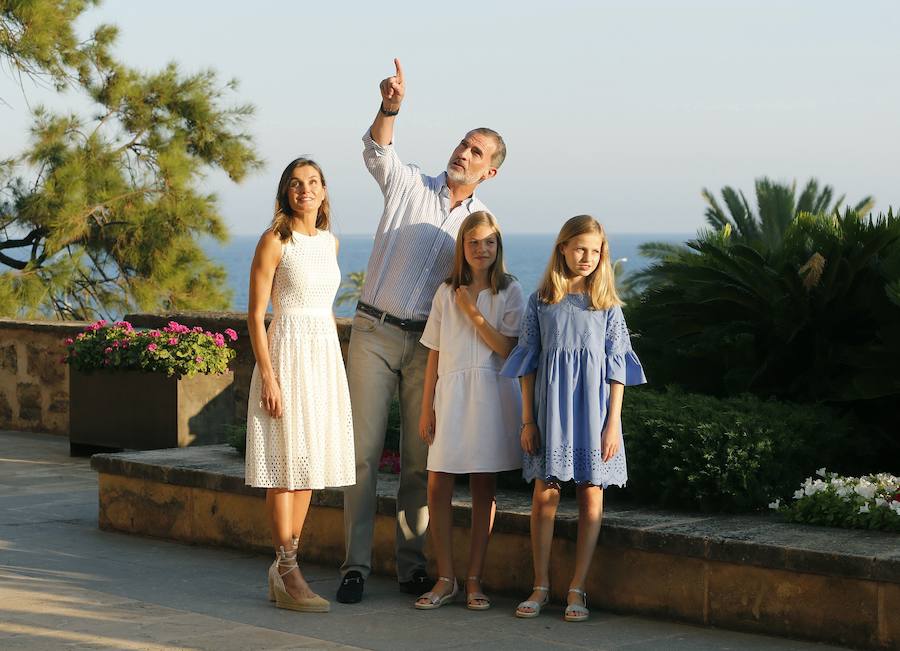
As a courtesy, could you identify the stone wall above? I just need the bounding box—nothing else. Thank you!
[0,318,89,434]
[0,313,351,435]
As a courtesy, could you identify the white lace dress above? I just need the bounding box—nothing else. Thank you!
[245,229,355,490]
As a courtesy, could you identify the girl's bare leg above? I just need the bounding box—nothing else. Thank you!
[417,471,456,603]
[519,479,560,613]
[466,473,497,603]
[568,484,603,606]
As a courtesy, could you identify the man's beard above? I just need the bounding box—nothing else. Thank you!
[447,165,479,185]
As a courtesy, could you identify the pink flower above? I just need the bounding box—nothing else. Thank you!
[193,326,204,333]
[149,330,161,338]
[147,343,158,351]
[168,337,178,345]
[104,347,112,354]
[224,328,238,341]
[195,356,204,363]
[64,337,74,345]
[214,333,225,348]
[112,340,120,348]
[115,321,133,331]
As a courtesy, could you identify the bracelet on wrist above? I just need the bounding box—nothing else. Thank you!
[520,421,535,430]
[379,102,400,117]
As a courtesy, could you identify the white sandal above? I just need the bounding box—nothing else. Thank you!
[414,576,458,609]
[465,576,491,611]
[564,588,589,622]
[515,585,550,618]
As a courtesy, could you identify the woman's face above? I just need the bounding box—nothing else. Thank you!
[560,232,604,278]
[286,165,325,216]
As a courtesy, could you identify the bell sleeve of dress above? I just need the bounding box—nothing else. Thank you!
[419,284,445,351]
[500,291,541,377]
[498,281,525,337]
[605,305,647,386]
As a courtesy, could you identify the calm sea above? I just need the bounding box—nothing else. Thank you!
[205,233,689,318]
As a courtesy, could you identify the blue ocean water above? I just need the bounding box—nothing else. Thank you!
[205,232,689,318]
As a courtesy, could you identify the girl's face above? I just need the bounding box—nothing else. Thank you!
[463,224,498,274]
[286,165,325,216]
[560,232,604,278]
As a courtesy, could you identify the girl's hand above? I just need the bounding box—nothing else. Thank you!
[419,409,436,445]
[601,421,621,462]
[454,287,482,323]
[520,422,540,455]
[260,378,283,419]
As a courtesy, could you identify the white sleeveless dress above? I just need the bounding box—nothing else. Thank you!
[245,229,355,490]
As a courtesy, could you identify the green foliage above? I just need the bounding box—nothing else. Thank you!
[627,209,900,418]
[0,2,261,319]
[64,319,237,378]
[775,471,900,533]
[226,422,246,457]
[621,387,852,512]
[336,270,366,307]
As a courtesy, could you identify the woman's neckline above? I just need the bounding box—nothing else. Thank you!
[291,229,320,238]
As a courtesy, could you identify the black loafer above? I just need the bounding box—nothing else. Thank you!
[399,568,431,594]
[337,570,365,604]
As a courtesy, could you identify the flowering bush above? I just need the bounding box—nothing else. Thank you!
[63,320,237,378]
[379,449,401,474]
[770,469,900,532]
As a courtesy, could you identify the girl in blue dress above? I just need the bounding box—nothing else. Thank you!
[501,215,646,622]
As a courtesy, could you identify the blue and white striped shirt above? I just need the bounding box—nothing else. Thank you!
[359,130,489,320]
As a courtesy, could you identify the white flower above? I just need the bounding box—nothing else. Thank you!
[793,489,805,500]
[855,481,877,500]
[858,503,870,514]
[768,499,781,510]
[816,467,827,478]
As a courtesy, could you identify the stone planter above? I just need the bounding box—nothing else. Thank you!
[69,369,234,455]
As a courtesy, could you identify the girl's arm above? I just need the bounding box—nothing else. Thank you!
[248,231,283,418]
[418,349,439,444]
[601,381,624,462]
[519,372,540,455]
[454,288,517,357]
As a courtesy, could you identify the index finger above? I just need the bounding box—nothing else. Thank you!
[394,58,404,82]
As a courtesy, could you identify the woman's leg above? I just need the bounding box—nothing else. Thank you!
[568,484,604,606]
[465,473,497,604]
[268,488,317,599]
[518,479,560,613]
[416,471,456,603]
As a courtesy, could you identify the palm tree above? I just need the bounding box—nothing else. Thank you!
[335,270,366,307]
[701,177,874,251]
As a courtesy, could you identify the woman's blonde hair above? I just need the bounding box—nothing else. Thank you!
[446,211,512,294]
[537,215,622,310]
[270,158,330,242]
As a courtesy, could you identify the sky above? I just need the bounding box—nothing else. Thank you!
[1,0,898,236]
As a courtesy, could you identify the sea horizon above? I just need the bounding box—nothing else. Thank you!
[205,232,692,317]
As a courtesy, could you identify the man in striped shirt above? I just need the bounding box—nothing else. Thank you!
[338,59,506,604]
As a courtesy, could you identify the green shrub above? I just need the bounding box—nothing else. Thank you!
[774,471,900,532]
[622,387,852,512]
[226,423,246,457]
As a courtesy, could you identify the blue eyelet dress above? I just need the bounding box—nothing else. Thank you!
[500,292,647,487]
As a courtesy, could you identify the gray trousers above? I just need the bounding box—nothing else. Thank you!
[341,311,430,581]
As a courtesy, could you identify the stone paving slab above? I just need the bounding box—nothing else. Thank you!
[0,430,855,650]
[93,443,900,584]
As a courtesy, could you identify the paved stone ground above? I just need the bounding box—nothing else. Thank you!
[0,431,849,651]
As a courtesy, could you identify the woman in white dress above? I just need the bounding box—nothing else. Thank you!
[245,158,355,613]
[415,211,524,611]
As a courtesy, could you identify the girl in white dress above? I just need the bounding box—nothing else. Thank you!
[414,211,524,611]
[245,158,355,613]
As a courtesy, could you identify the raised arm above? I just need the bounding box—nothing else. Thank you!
[369,58,404,146]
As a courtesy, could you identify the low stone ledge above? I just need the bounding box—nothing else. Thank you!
[91,444,900,586]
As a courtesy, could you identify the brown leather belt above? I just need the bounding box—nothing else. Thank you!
[357,302,427,333]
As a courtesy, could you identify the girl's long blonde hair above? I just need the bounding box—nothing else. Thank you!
[537,215,622,310]
[270,158,330,242]
[446,211,512,294]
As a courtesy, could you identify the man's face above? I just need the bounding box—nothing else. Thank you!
[446,132,497,186]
